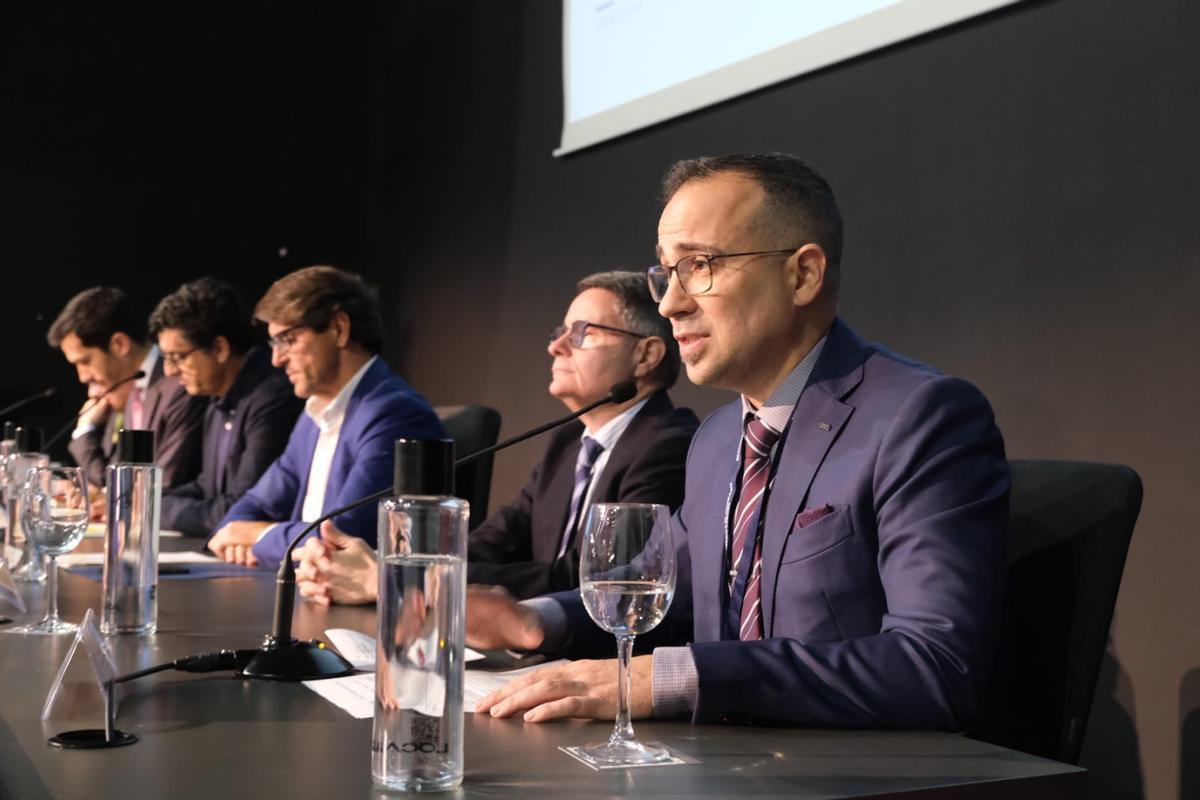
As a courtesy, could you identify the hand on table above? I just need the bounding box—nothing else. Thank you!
[475,655,654,722]
[465,584,545,652]
[207,520,270,566]
[294,521,378,606]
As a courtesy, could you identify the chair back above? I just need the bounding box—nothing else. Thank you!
[973,459,1142,764]
[435,405,501,529]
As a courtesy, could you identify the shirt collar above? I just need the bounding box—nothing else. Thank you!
[740,333,828,435]
[583,396,650,453]
[135,346,158,391]
[304,355,378,433]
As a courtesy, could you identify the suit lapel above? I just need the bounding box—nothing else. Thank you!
[588,390,670,500]
[142,358,166,432]
[538,431,582,561]
[760,319,868,637]
[760,389,852,636]
[693,404,742,643]
[320,358,386,513]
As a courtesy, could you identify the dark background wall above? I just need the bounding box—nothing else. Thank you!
[2,2,1196,797]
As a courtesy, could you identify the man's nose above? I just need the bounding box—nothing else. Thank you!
[657,269,696,319]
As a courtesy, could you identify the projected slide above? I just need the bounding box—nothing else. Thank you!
[557,0,1024,156]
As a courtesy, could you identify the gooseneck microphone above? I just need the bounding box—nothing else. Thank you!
[234,379,639,681]
[43,371,146,451]
[0,387,56,418]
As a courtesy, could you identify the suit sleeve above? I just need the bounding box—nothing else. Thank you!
[249,394,445,569]
[687,377,1009,730]
[155,387,206,491]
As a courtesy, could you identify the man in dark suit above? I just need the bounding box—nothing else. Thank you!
[209,266,444,570]
[292,270,699,604]
[48,287,205,493]
[469,154,1010,731]
[149,278,303,538]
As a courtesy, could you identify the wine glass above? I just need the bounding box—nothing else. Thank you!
[578,502,675,766]
[9,466,88,635]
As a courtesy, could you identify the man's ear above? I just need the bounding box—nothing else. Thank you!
[108,331,133,358]
[330,311,352,348]
[211,335,233,363]
[788,243,828,308]
[633,336,666,379]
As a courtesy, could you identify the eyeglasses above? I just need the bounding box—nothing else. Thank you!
[646,248,800,302]
[161,344,204,367]
[549,320,644,349]
[266,324,308,354]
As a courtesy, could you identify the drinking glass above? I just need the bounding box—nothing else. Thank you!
[9,466,88,634]
[578,502,675,766]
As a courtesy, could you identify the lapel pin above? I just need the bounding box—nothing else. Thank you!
[818,422,831,431]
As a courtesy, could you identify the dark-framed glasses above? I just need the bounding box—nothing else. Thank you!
[266,324,307,354]
[646,248,800,302]
[161,344,204,367]
[550,320,644,349]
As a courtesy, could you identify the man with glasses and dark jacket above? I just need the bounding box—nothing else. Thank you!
[150,278,303,539]
[293,270,699,605]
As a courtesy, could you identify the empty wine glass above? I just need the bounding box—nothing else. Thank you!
[9,466,88,635]
[578,502,675,766]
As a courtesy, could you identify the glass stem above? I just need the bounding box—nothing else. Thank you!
[611,634,636,745]
[45,555,58,623]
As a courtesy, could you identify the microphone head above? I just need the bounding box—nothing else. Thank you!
[131,370,147,380]
[608,380,638,404]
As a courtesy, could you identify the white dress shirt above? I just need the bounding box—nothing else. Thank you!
[300,355,378,522]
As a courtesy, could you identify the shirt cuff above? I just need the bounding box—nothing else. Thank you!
[71,423,97,440]
[521,597,569,653]
[255,523,277,543]
[651,645,698,719]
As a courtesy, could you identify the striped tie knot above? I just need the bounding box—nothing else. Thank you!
[743,415,780,459]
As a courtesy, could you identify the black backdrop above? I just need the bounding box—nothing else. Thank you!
[2,2,1197,798]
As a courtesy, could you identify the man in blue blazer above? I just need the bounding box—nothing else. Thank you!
[469,155,1009,731]
[208,266,444,569]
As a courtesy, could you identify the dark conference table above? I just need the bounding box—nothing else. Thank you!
[0,547,1086,800]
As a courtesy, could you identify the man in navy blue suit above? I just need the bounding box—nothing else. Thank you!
[468,154,1010,730]
[209,266,444,569]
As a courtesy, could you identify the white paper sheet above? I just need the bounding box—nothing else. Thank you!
[303,658,567,718]
[58,550,222,567]
[324,627,485,671]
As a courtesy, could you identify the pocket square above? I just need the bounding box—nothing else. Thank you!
[794,504,834,528]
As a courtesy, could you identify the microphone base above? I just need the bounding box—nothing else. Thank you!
[238,636,355,681]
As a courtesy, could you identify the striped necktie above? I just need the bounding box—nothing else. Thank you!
[557,436,605,559]
[730,415,780,641]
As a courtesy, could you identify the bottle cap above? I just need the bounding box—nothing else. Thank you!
[14,426,44,453]
[392,439,455,496]
[116,429,156,464]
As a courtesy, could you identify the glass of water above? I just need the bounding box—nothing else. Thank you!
[578,502,676,766]
[10,466,88,635]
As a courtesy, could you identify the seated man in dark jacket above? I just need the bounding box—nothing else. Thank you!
[293,270,698,604]
[151,278,303,538]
